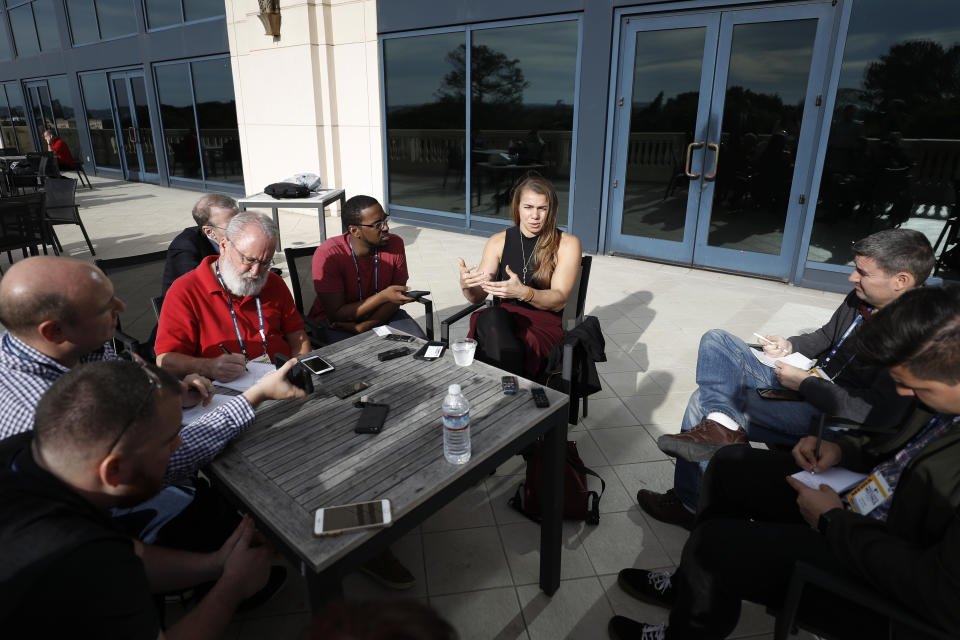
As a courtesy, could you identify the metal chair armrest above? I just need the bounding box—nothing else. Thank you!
[413,297,434,341]
[440,302,487,346]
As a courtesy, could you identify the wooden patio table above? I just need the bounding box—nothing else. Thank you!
[206,331,568,608]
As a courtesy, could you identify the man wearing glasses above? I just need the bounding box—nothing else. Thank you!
[156,211,311,382]
[161,193,239,297]
[309,194,426,343]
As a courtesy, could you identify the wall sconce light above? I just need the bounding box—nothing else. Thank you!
[257,0,281,37]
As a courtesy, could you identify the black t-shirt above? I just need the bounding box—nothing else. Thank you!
[0,434,159,639]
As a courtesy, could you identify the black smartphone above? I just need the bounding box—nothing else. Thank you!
[377,347,413,361]
[355,402,389,434]
[501,375,517,395]
[756,387,803,401]
[384,334,415,342]
[333,381,369,399]
[404,290,430,299]
[273,353,314,394]
[414,341,445,361]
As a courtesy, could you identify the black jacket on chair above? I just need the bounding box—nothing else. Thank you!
[544,315,606,398]
[161,227,218,296]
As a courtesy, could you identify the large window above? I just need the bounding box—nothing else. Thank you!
[383,18,580,227]
[67,0,137,45]
[0,82,33,152]
[0,11,11,60]
[8,0,61,56]
[807,0,960,279]
[145,0,223,29]
[79,72,121,169]
[155,57,242,186]
[47,77,81,161]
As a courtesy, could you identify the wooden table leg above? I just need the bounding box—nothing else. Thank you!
[538,408,566,596]
[305,563,344,611]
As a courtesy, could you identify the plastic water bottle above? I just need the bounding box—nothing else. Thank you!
[442,384,471,464]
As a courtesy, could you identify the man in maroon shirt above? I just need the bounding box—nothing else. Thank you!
[309,195,426,342]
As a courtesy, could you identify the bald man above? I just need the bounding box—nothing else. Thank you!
[0,256,305,512]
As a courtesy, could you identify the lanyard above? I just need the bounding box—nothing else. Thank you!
[214,260,268,361]
[348,240,378,301]
[819,313,866,376]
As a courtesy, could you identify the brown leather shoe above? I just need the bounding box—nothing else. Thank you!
[657,417,747,462]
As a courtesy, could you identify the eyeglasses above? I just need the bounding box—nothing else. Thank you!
[106,358,160,455]
[357,215,390,231]
[229,241,273,267]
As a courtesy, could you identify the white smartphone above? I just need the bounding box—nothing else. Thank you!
[300,355,334,375]
[313,498,392,536]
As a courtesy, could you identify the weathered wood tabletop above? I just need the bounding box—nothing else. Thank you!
[207,331,568,606]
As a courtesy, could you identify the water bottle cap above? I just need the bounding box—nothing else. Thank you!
[448,384,461,395]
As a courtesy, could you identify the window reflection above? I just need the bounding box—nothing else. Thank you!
[10,5,40,56]
[0,12,12,60]
[96,0,136,40]
[79,73,121,169]
[184,0,223,22]
[807,0,960,280]
[145,0,181,29]
[33,0,60,51]
[47,77,81,161]
[2,84,33,152]
[191,58,242,185]
[156,64,201,180]
[384,33,466,214]
[67,0,99,44]
[469,21,578,226]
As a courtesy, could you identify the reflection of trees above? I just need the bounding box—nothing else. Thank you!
[436,43,529,106]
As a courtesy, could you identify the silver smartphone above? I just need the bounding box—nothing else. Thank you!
[313,498,392,536]
[300,355,334,375]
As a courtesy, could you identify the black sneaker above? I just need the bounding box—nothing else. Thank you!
[617,569,676,608]
[637,488,696,531]
[608,615,667,640]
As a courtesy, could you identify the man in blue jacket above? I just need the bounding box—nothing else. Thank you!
[610,284,960,640]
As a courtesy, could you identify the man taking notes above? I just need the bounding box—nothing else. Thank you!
[640,229,933,529]
[156,211,311,382]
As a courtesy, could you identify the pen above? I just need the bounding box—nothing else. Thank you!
[219,343,248,371]
[812,413,826,472]
[753,332,775,345]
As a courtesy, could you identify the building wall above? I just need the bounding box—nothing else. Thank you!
[225,0,383,205]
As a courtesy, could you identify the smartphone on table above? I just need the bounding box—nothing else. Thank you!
[300,355,334,375]
[313,499,392,536]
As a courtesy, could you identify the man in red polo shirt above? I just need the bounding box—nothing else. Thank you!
[156,211,311,382]
[308,194,425,342]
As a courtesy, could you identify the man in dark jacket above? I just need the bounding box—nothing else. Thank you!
[161,194,239,296]
[610,284,960,640]
[642,229,934,528]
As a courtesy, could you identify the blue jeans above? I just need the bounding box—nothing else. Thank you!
[673,329,821,510]
[322,308,427,343]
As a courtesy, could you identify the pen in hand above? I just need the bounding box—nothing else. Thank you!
[219,343,248,372]
[811,413,826,473]
[753,332,775,346]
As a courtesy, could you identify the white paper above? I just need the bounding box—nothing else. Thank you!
[181,393,232,425]
[750,348,816,371]
[790,467,868,493]
[425,344,443,358]
[215,361,276,392]
[373,325,392,336]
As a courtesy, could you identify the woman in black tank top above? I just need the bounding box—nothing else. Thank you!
[456,175,583,377]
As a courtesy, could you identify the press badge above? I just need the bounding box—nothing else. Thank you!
[845,472,891,515]
[251,354,271,364]
[808,367,833,382]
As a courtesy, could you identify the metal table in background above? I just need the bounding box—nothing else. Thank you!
[238,188,346,249]
[206,331,567,609]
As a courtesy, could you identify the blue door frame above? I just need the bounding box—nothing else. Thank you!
[606,2,834,279]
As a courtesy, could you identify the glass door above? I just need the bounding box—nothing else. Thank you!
[24,81,55,148]
[607,3,834,278]
[109,71,159,182]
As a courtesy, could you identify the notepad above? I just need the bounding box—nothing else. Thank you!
[790,467,868,493]
[181,393,232,425]
[751,348,816,371]
[216,360,276,392]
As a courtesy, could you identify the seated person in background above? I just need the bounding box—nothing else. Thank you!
[162,193,240,296]
[609,284,960,640]
[0,360,275,638]
[42,128,75,170]
[457,175,582,377]
[157,211,311,382]
[309,195,426,342]
[641,228,933,530]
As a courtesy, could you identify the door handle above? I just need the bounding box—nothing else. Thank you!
[684,142,704,178]
[704,142,720,180]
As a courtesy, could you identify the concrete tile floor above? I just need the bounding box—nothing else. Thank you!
[16,177,835,639]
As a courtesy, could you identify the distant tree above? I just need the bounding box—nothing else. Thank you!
[436,44,529,105]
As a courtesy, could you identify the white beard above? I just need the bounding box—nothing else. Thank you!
[220,257,268,297]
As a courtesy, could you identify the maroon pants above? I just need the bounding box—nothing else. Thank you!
[468,303,562,378]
